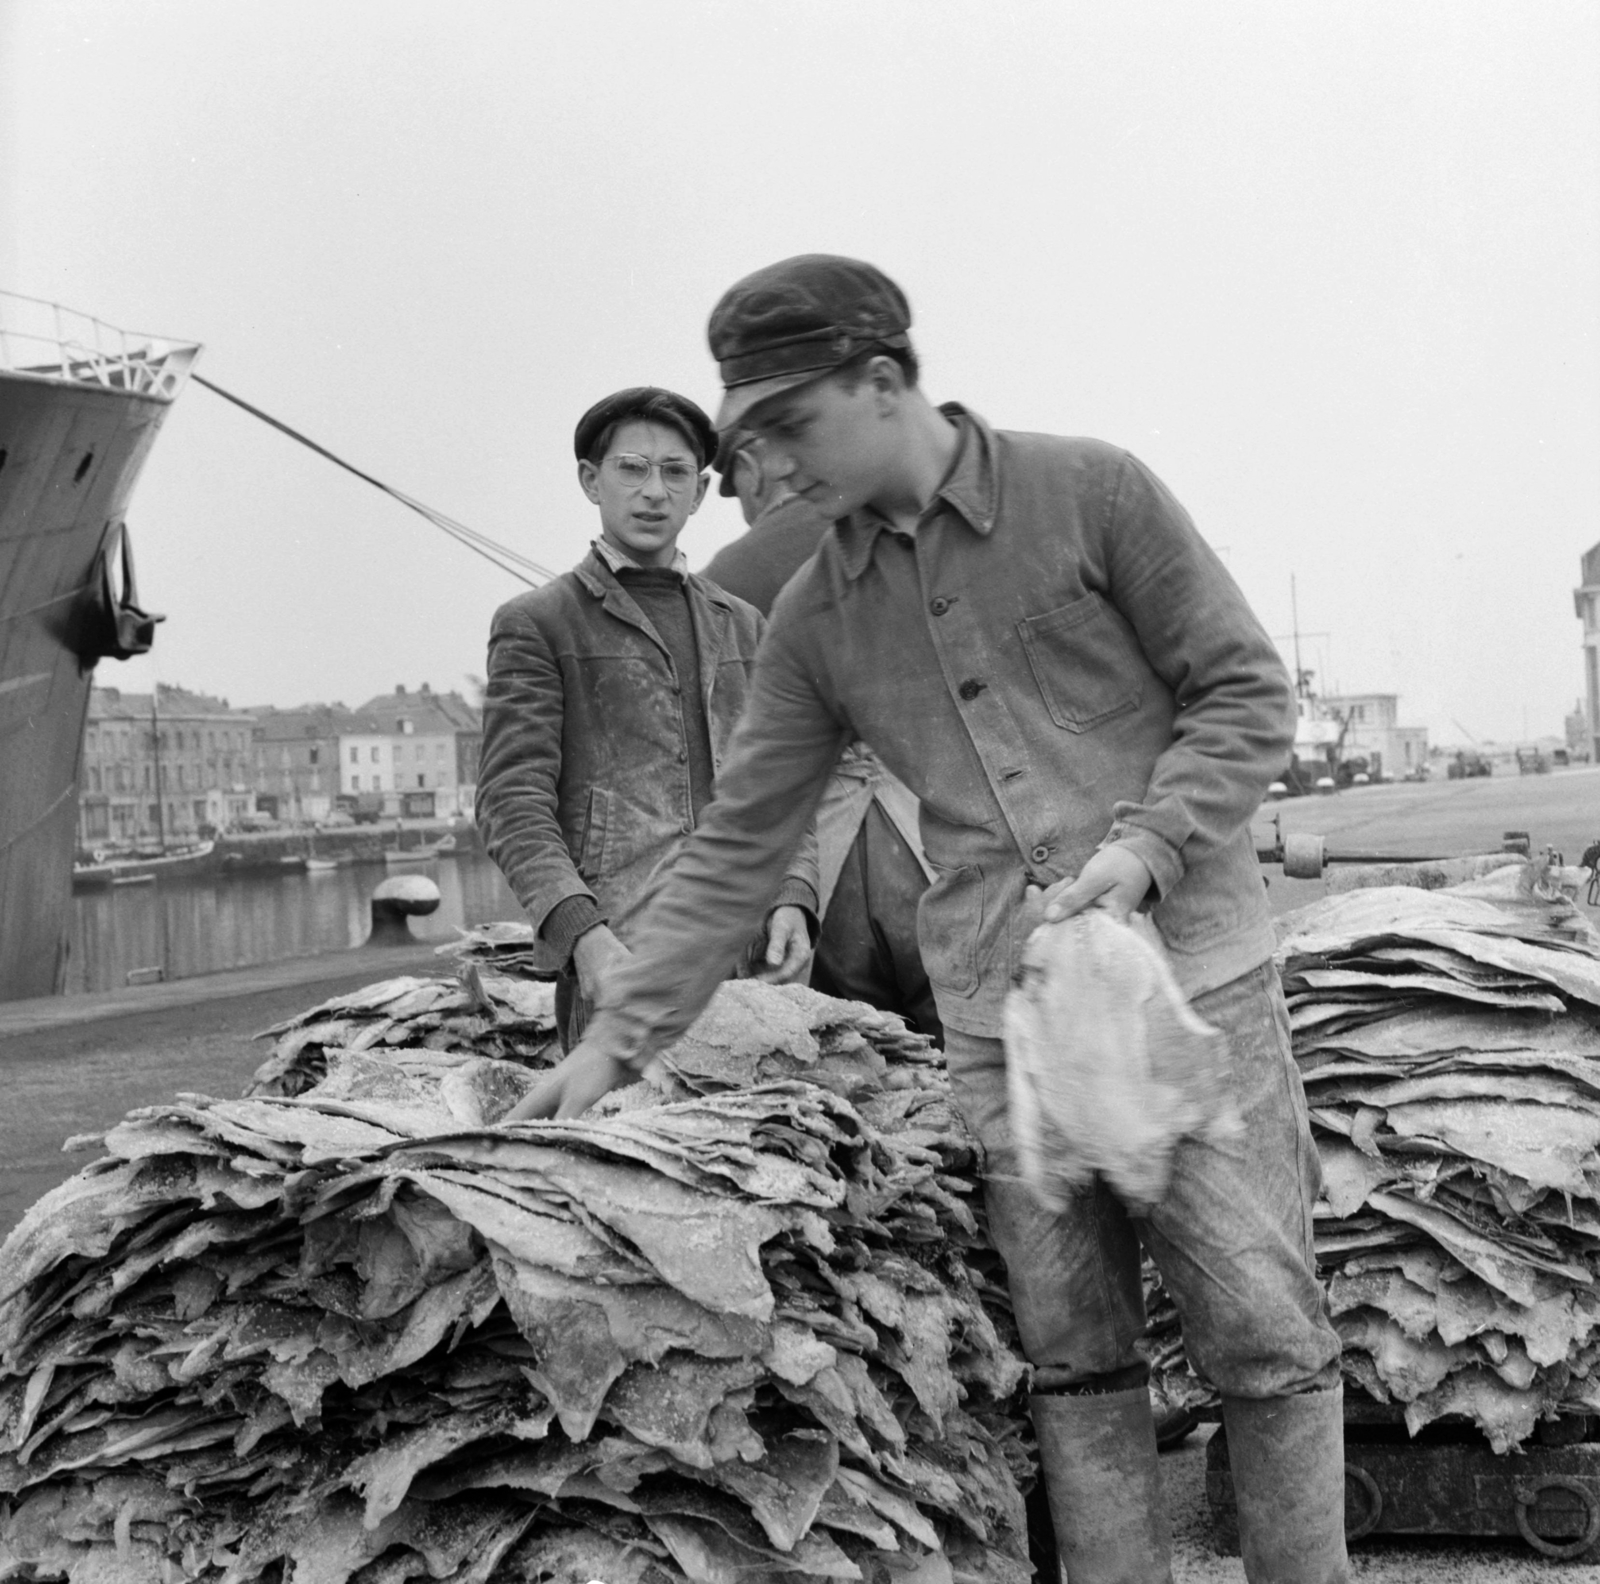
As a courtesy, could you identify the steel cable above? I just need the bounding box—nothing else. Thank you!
[192,374,553,587]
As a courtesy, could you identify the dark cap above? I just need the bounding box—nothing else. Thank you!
[707,255,912,432]
[572,386,718,469]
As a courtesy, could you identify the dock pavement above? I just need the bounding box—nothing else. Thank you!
[0,940,444,1238]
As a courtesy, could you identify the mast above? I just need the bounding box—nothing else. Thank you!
[151,688,167,851]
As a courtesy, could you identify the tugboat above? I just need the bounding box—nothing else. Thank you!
[0,292,199,1000]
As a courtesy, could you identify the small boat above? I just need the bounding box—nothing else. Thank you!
[72,839,216,890]
[383,833,456,866]
[305,855,342,873]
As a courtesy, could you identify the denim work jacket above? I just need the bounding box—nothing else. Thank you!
[476,549,819,970]
[587,406,1296,1061]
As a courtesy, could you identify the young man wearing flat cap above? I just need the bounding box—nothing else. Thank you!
[510,267,1349,1582]
[476,386,817,1052]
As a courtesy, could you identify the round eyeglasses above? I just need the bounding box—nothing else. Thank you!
[605,454,703,492]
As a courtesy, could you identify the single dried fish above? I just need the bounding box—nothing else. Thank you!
[1004,911,1235,1211]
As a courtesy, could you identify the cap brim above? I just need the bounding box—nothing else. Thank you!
[714,369,824,434]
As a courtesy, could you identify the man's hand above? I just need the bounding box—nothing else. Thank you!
[501,1035,637,1122]
[756,904,811,983]
[572,923,630,1001]
[1037,845,1156,927]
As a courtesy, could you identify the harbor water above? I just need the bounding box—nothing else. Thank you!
[66,851,524,995]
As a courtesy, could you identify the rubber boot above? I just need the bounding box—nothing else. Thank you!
[1029,1388,1174,1584]
[1221,1387,1351,1583]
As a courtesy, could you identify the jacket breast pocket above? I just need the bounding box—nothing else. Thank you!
[1017,594,1144,732]
[577,786,611,880]
[917,863,983,997]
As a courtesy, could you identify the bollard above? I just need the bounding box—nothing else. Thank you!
[367,874,441,946]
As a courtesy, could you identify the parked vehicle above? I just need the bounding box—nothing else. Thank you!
[1447,751,1493,780]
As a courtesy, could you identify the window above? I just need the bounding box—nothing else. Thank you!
[373,775,383,792]
[89,767,102,791]
[309,747,319,766]
[352,775,360,791]
[417,774,426,788]
[370,747,380,762]
[349,747,359,765]
[436,743,446,760]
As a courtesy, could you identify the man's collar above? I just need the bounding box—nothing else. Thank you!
[591,536,689,580]
[835,404,997,581]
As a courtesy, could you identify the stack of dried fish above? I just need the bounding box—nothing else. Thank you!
[0,980,1031,1583]
[436,922,561,979]
[249,968,559,1097]
[1280,863,1600,1450]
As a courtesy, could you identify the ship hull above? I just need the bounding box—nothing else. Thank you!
[0,372,182,1000]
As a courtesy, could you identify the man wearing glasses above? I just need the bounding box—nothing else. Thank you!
[476,386,816,1052]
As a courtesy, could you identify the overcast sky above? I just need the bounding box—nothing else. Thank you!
[5,1,1596,743]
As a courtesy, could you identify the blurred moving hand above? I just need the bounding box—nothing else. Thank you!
[503,1035,635,1122]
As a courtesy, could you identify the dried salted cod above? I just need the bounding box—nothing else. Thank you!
[0,978,1033,1584]
[1004,911,1235,1211]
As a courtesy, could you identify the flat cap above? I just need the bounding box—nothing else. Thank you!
[572,386,717,469]
[707,255,911,432]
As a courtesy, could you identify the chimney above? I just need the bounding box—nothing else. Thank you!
[396,684,406,695]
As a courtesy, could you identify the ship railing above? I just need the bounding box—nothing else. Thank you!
[0,290,198,399]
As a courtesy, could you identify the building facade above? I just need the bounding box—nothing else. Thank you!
[78,685,255,848]
[1575,543,1600,761]
[249,705,355,823]
[1320,692,1429,779]
[342,684,481,816]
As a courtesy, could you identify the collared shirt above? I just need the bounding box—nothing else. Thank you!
[590,405,1295,1062]
[591,537,689,579]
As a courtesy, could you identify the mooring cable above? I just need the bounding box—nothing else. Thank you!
[192,373,553,587]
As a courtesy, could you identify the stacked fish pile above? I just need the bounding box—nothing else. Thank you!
[435,922,563,980]
[1280,862,1600,1450]
[0,980,1032,1584]
[249,968,560,1097]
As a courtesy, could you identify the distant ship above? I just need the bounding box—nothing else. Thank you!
[0,292,199,1000]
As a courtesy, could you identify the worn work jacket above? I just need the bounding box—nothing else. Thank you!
[476,548,819,971]
[588,405,1296,1060]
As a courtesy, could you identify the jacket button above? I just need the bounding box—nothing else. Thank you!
[929,596,950,616]
[1031,844,1051,863]
[678,747,688,762]
[958,678,985,701]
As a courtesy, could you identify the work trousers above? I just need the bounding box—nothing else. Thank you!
[946,961,1342,1397]
[810,801,943,1045]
